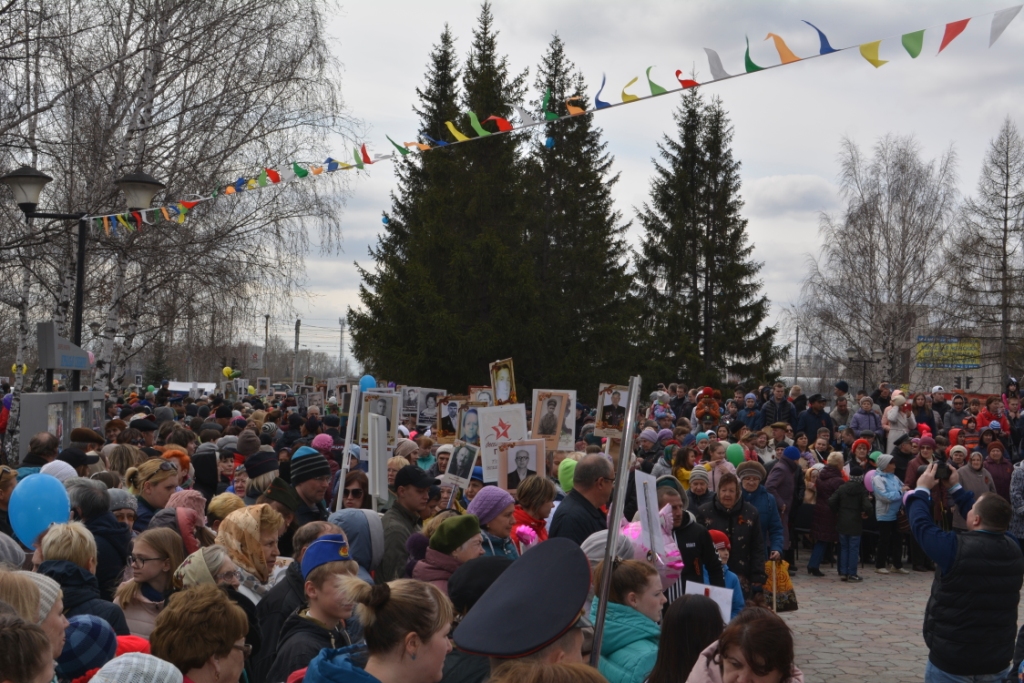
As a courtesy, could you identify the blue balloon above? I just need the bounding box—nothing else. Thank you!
[9,473,70,547]
[358,374,376,392]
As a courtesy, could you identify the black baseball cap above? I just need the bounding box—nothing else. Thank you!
[394,465,439,489]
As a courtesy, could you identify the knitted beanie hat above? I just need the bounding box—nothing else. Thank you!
[638,428,659,444]
[108,488,138,513]
[91,653,183,683]
[0,532,25,568]
[735,461,766,482]
[688,467,710,486]
[167,489,208,523]
[22,571,61,623]
[57,615,117,680]
[40,460,77,483]
[235,429,261,457]
[876,454,895,471]
[558,459,577,493]
[290,450,331,486]
[311,433,336,453]
[467,486,514,527]
[783,446,802,461]
[243,450,279,479]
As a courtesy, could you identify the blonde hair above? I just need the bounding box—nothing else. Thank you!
[423,510,459,539]
[387,456,411,469]
[115,528,186,609]
[108,445,145,479]
[246,471,280,498]
[207,493,246,525]
[41,522,97,569]
[125,459,177,495]
[340,577,453,656]
[489,662,608,683]
[826,452,845,468]
[593,559,659,605]
[0,573,40,621]
[516,475,557,513]
[566,451,587,463]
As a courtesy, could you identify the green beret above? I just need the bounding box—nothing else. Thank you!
[429,514,481,555]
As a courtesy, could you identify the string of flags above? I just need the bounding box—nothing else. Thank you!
[85,4,1023,234]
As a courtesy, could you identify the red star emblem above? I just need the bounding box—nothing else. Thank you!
[492,418,511,440]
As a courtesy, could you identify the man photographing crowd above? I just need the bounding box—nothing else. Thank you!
[909,461,1024,682]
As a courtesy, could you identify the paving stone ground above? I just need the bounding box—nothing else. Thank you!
[778,563,1023,683]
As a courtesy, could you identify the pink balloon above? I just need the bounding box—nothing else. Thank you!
[864,469,876,493]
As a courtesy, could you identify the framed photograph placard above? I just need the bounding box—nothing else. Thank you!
[595,383,629,438]
[531,390,570,452]
[498,439,545,491]
[488,358,517,405]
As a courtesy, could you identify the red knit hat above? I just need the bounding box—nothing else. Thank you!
[852,438,872,454]
[709,530,731,550]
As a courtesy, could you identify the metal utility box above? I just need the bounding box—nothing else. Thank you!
[16,391,106,461]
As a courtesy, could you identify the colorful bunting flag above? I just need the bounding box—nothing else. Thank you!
[565,97,586,115]
[513,106,539,127]
[765,33,801,63]
[266,168,281,183]
[594,74,611,109]
[802,20,838,54]
[541,89,559,121]
[445,121,471,142]
[646,67,668,95]
[744,37,764,72]
[991,6,1022,46]
[467,112,492,136]
[387,135,411,155]
[902,30,925,58]
[859,40,887,68]
[483,115,514,132]
[704,48,733,80]
[939,19,970,53]
[292,163,309,178]
[621,76,640,102]
[422,134,449,147]
[675,71,699,89]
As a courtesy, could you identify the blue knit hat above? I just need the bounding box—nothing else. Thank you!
[783,446,802,461]
[471,466,484,483]
[57,615,117,680]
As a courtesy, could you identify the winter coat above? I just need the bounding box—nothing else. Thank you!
[810,466,845,544]
[328,509,385,584]
[760,399,795,428]
[687,488,714,516]
[38,560,130,635]
[85,512,131,601]
[685,641,805,683]
[672,511,724,589]
[1009,463,1024,539]
[849,408,883,441]
[379,501,421,582]
[796,409,834,444]
[943,408,970,431]
[253,561,304,683]
[765,456,801,550]
[742,485,784,555]
[695,398,721,427]
[133,496,159,533]
[697,497,766,590]
[412,548,461,594]
[266,609,351,683]
[589,600,660,683]
[884,406,916,452]
[985,455,1014,501]
[872,471,904,522]
[979,408,1011,436]
[830,408,852,430]
[480,530,519,561]
[550,489,607,546]
[828,479,872,536]
[701,565,744,620]
[707,461,736,493]
[739,408,763,432]
[118,583,165,637]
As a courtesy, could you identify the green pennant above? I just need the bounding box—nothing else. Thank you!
[646,67,667,95]
[744,36,764,73]
[467,112,492,137]
[292,162,309,178]
[258,169,269,187]
[542,88,558,121]
[353,149,364,169]
[902,30,925,58]
[386,135,410,155]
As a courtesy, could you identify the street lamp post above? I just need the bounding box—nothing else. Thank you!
[846,346,882,394]
[0,166,164,391]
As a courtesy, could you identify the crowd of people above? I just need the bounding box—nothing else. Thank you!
[2,375,1024,683]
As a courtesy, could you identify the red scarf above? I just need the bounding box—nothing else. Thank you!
[511,505,548,552]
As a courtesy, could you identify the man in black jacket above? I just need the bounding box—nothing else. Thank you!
[661,487,723,605]
[253,521,342,683]
[68,480,130,601]
[549,455,612,545]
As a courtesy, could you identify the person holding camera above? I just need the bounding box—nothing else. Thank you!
[909,461,1024,682]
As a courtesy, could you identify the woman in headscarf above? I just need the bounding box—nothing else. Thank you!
[215,504,286,604]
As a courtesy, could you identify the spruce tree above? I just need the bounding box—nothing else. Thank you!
[634,89,781,386]
[143,340,175,387]
[349,5,539,391]
[525,35,637,390]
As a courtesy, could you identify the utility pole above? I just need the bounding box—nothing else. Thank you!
[292,319,300,389]
[794,326,800,387]
[338,317,345,379]
[264,314,270,378]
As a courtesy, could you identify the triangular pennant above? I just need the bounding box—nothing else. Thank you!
[292,162,309,178]
[386,135,411,155]
[444,121,471,142]
[233,177,247,192]
[279,167,296,183]
[265,168,281,183]
[353,150,364,169]
[326,157,339,172]
[179,200,200,209]
[224,185,236,195]
[765,33,801,63]
[703,48,733,80]
[160,207,171,221]
[116,214,132,231]
[565,97,586,116]
[131,211,143,230]
[467,112,492,136]
[991,6,1022,46]
[422,134,449,147]
[645,67,667,95]
[512,106,540,127]
[258,169,268,187]
[744,36,764,72]
[621,76,640,102]
[482,116,514,132]
[902,30,925,58]
[859,40,888,68]
[360,144,373,164]
[541,89,559,121]
[674,71,699,89]
[938,18,970,53]
[246,178,258,190]
[801,20,837,55]
[594,73,611,110]
[404,141,432,151]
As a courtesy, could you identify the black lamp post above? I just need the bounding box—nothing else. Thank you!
[846,346,882,394]
[0,166,164,391]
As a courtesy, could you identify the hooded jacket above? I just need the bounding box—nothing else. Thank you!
[411,548,461,593]
[85,511,131,601]
[741,485,784,555]
[266,609,351,683]
[670,511,724,597]
[590,600,660,683]
[329,509,385,584]
[872,470,904,522]
[39,559,130,635]
[828,478,872,536]
[696,496,766,591]
[481,530,519,561]
[849,408,883,441]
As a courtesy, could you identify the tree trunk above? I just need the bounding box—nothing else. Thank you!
[92,252,127,391]
[5,265,32,465]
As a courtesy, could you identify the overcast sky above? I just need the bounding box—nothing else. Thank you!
[278,0,1024,363]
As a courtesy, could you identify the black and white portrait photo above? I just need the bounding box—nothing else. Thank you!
[506,445,538,490]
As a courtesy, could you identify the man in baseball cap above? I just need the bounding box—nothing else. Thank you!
[379,465,439,581]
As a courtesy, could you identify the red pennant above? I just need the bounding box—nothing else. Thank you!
[265,168,281,183]
[675,71,700,89]
[131,211,143,230]
[483,115,514,132]
[938,18,970,53]
[179,200,200,209]
[360,144,373,164]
